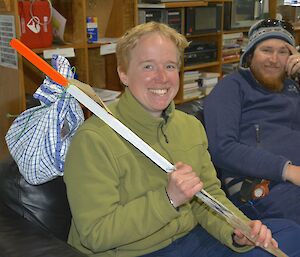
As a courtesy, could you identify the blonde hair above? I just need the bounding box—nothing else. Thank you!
[116,22,189,72]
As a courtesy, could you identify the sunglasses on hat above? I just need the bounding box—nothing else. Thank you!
[250,18,294,37]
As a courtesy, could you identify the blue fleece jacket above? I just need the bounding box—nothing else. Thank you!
[204,68,300,183]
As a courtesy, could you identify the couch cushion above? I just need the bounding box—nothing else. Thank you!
[0,201,86,257]
[0,156,71,241]
[176,99,204,123]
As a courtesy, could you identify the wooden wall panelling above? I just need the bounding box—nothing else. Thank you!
[105,0,132,37]
[86,0,135,90]
[86,0,113,88]
[0,0,11,12]
[104,0,135,89]
[105,54,122,91]
[0,65,25,159]
[88,48,106,88]
[23,56,46,95]
[86,0,114,38]
[73,48,89,82]
[52,0,86,44]
[0,1,25,159]
[86,0,114,88]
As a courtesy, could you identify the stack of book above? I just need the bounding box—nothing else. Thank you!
[222,62,239,77]
[198,72,220,96]
[183,71,203,100]
[182,71,220,99]
[222,32,243,62]
[222,47,241,62]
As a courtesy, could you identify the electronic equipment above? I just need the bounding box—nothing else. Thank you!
[185,4,222,35]
[184,41,217,66]
[224,0,269,30]
[240,178,270,202]
[138,8,182,33]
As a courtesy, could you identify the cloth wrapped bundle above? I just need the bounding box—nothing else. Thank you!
[5,55,84,184]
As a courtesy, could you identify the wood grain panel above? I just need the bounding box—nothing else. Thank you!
[0,65,25,159]
[0,0,11,12]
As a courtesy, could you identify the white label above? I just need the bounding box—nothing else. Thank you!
[0,15,18,69]
[100,43,117,55]
[43,48,75,59]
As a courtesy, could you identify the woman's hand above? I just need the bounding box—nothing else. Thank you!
[233,220,278,249]
[166,162,203,208]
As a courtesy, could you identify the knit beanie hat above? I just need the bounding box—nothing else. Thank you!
[240,19,295,67]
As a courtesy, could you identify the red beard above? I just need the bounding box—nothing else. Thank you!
[250,66,285,92]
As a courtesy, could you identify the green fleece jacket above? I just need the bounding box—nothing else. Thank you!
[64,88,252,257]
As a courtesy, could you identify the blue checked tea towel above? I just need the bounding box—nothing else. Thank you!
[5,55,84,185]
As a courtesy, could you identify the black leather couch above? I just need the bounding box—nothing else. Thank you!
[176,98,204,122]
[0,156,87,257]
[0,99,205,257]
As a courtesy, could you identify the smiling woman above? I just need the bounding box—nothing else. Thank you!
[117,32,180,117]
[115,22,188,118]
[64,22,300,257]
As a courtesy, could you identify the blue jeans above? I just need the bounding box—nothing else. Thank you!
[140,219,300,257]
[230,182,300,225]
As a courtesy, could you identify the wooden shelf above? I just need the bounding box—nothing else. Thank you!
[88,43,105,49]
[223,28,249,34]
[138,1,207,8]
[222,57,240,64]
[0,0,134,159]
[32,43,87,54]
[0,0,281,158]
[184,61,220,71]
[186,31,222,39]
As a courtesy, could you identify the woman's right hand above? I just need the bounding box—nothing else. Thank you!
[233,220,278,249]
[165,162,203,208]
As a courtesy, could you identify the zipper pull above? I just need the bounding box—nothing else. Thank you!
[254,124,260,147]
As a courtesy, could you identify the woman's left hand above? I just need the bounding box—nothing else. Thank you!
[233,220,278,249]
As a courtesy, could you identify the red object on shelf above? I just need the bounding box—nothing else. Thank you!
[18,0,53,49]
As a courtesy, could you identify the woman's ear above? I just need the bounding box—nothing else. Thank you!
[117,66,128,86]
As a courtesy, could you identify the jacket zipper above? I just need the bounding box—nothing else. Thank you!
[254,124,260,147]
[160,124,169,144]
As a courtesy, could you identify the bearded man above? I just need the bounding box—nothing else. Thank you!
[204,19,300,225]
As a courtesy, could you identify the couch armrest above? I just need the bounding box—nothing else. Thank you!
[0,202,87,257]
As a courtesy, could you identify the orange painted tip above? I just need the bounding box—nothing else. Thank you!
[10,38,69,87]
